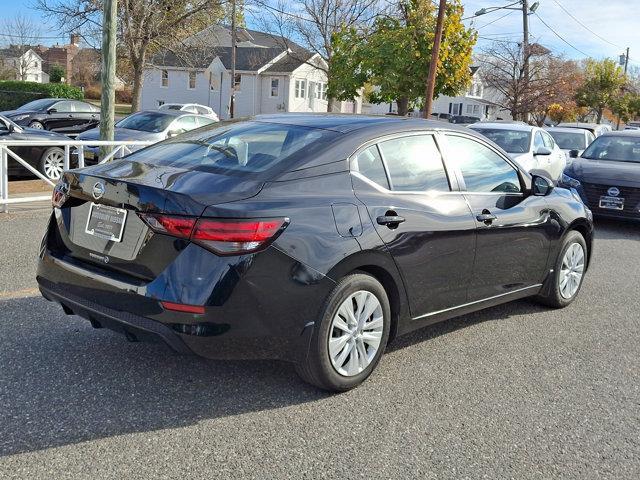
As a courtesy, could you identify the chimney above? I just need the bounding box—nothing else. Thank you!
[70,34,80,46]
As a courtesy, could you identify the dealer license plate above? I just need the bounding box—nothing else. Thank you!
[85,203,128,242]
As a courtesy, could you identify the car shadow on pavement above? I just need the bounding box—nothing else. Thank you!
[0,294,553,457]
[593,218,640,240]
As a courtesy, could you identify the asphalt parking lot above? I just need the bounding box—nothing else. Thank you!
[0,209,638,479]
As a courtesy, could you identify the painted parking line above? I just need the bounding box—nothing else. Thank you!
[0,287,40,300]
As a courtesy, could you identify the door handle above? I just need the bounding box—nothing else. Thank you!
[476,213,497,224]
[377,215,405,227]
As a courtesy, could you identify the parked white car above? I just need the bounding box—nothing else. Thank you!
[545,126,595,164]
[556,122,612,137]
[469,122,566,180]
[159,103,219,122]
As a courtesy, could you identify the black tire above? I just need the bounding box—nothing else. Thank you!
[29,121,45,130]
[38,147,65,181]
[296,273,391,392]
[535,230,588,308]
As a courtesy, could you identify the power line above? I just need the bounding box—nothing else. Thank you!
[550,0,623,49]
[533,12,592,58]
[462,0,521,21]
[475,10,516,30]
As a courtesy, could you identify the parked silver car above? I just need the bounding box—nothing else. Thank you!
[159,103,219,122]
[469,122,566,180]
[556,122,612,137]
[545,126,595,164]
[77,110,216,163]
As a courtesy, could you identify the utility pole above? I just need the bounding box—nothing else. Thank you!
[616,47,630,130]
[522,0,530,122]
[100,0,117,155]
[423,0,447,118]
[230,0,237,119]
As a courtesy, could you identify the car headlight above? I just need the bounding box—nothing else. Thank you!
[10,114,30,122]
[560,173,581,188]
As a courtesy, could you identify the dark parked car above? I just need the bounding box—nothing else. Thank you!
[0,98,100,135]
[561,130,640,221]
[449,115,481,125]
[38,115,594,391]
[0,115,69,180]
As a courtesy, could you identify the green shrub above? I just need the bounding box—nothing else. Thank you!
[0,81,84,110]
[49,65,66,83]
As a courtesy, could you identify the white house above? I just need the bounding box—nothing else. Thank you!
[0,47,48,83]
[364,66,511,121]
[141,26,358,119]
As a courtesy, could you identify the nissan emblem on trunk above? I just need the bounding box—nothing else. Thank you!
[92,182,105,200]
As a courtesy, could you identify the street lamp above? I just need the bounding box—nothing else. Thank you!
[475,0,538,17]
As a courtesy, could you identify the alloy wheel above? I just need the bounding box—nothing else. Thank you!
[43,150,64,180]
[29,122,44,129]
[328,290,384,377]
[559,242,585,299]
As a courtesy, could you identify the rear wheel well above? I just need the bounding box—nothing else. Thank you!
[350,265,401,343]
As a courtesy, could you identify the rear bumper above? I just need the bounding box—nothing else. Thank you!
[38,278,192,355]
[36,242,326,362]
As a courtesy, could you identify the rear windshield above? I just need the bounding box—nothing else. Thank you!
[581,135,640,163]
[548,131,587,150]
[125,121,340,173]
[116,112,175,133]
[472,128,531,154]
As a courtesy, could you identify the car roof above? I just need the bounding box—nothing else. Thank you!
[599,130,640,138]
[469,122,536,132]
[250,113,468,134]
[557,122,609,129]
[545,127,590,134]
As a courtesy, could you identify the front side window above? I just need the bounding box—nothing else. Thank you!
[234,73,242,91]
[188,71,196,89]
[161,69,168,87]
[352,145,389,189]
[54,101,74,113]
[534,131,546,150]
[171,115,197,133]
[541,131,555,149]
[378,135,450,192]
[270,78,279,97]
[446,135,521,193]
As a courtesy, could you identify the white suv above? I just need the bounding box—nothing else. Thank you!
[469,122,566,180]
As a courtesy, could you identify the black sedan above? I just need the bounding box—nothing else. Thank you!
[0,115,69,180]
[561,130,640,221]
[1,98,100,135]
[38,115,594,391]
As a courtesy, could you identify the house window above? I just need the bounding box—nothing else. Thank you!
[295,79,306,98]
[473,104,480,114]
[466,104,473,114]
[270,77,279,97]
[318,82,328,101]
[161,69,168,87]
[188,71,196,89]
[234,73,242,91]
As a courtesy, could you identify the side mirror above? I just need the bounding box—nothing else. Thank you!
[167,129,182,138]
[534,146,553,156]
[532,175,554,196]
[569,149,580,158]
[47,107,57,114]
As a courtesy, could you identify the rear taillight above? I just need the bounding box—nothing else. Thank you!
[139,214,289,255]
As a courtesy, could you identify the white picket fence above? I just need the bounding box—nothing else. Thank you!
[0,139,154,213]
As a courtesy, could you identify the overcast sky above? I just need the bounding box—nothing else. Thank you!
[3,0,638,67]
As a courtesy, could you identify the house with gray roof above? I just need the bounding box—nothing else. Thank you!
[141,25,356,119]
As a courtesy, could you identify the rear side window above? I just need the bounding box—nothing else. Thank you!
[126,121,339,173]
[378,135,450,192]
[353,146,389,189]
[446,135,521,193]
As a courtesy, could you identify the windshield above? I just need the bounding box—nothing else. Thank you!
[472,128,531,154]
[126,121,340,174]
[581,135,640,163]
[115,112,175,133]
[548,131,587,150]
[17,99,56,112]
